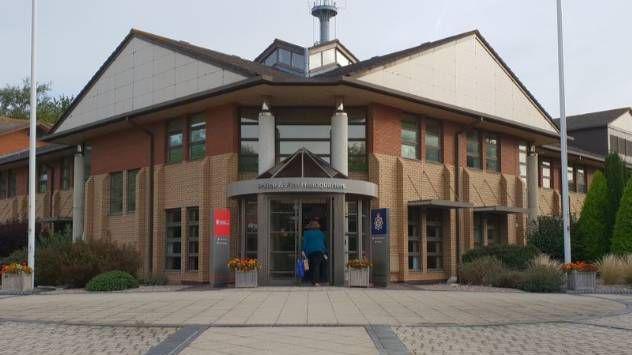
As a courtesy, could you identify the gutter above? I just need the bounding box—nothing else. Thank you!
[127,117,155,276]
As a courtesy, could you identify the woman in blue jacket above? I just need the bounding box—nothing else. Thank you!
[302,219,327,286]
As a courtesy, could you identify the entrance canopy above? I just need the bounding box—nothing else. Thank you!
[408,199,473,209]
[228,148,377,197]
[473,205,527,214]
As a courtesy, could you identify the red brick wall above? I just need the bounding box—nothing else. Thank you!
[0,129,48,156]
[91,128,151,175]
[501,136,518,176]
[206,105,238,156]
[370,104,401,156]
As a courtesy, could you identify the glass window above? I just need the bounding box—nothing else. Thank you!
[349,113,368,171]
[127,169,138,213]
[309,52,322,69]
[109,172,123,214]
[467,131,481,169]
[278,49,291,65]
[0,171,6,199]
[519,143,528,182]
[408,207,420,271]
[62,157,73,190]
[485,134,499,172]
[189,114,206,160]
[167,120,184,163]
[292,52,305,70]
[425,119,442,162]
[7,170,16,198]
[401,119,419,159]
[619,136,626,155]
[336,50,350,66]
[567,166,575,192]
[426,210,443,271]
[38,165,48,193]
[264,50,277,66]
[346,201,360,261]
[541,160,551,189]
[322,49,335,66]
[166,209,182,270]
[486,215,500,245]
[576,167,586,193]
[474,215,483,248]
[276,110,331,162]
[626,139,632,157]
[239,109,259,172]
[187,207,199,271]
[244,199,258,259]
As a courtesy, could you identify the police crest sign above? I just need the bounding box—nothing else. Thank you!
[370,208,389,236]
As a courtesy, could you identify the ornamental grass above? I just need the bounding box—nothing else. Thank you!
[596,254,626,285]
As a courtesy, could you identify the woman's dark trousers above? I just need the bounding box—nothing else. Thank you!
[308,251,323,284]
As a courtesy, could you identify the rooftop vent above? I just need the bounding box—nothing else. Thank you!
[311,1,338,44]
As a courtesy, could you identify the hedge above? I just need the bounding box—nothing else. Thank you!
[462,244,539,270]
[86,271,139,292]
[574,171,609,261]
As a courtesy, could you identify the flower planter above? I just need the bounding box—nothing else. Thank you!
[235,270,258,288]
[566,270,596,291]
[1,273,33,293]
[348,268,370,287]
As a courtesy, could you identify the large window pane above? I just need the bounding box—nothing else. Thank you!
[277,125,330,139]
[109,172,123,214]
[519,143,528,182]
[426,210,443,271]
[568,166,575,192]
[239,110,259,172]
[408,208,421,271]
[485,134,499,172]
[38,165,48,193]
[279,141,330,156]
[292,52,305,70]
[189,115,206,160]
[278,49,291,65]
[127,169,138,213]
[244,199,258,259]
[167,120,184,163]
[401,120,419,159]
[425,119,442,163]
[62,157,73,190]
[541,160,551,189]
[187,207,199,271]
[467,131,481,169]
[577,168,586,193]
[166,209,182,270]
[322,49,335,66]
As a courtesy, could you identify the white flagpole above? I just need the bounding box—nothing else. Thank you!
[556,0,572,264]
[27,0,37,288]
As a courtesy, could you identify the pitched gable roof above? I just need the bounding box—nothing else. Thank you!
[557,107,632,130]
[51,29,295,134]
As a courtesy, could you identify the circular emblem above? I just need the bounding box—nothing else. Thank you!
[374,213,384,232]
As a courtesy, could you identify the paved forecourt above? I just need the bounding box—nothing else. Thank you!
[0,287,625,327]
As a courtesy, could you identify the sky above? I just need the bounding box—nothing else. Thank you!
[1,0,630,117]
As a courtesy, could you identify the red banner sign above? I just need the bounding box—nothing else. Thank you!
[213,208,231,237]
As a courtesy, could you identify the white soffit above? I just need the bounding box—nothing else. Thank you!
[609,110,632,133]
[56,37,247,133]
[356,34,557,134]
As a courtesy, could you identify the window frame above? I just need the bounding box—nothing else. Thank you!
[38,165,49,194]
[466,131,482,169]
[484,133,500,172]
[61,157,73,190]
[424,119,442,163]
[166,120,184,164]
[187,206,200,271]
[109,172,124,215]
[165,208,182,271]
[188,114,206,161]
[425,210,443,271]
[126,169,139,213]
[401,119,420,160]
[576,167,587,193]
[567,166,576,192]
[348,111,368,171]
[540,160,552,189]
[407,207,421,271]
[518,143,528,182]
[239,109,259,172]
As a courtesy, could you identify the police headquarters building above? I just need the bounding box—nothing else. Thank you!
[0,4,607,286]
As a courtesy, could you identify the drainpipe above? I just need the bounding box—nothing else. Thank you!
[127,118,155,276]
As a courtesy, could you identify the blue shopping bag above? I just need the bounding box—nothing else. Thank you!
[296,258,305,279]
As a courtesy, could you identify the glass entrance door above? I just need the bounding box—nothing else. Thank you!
[269,197,330,284]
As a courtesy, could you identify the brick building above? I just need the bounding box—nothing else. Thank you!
[0,14,613,285]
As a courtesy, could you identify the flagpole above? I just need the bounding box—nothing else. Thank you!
[27,0,37,289]
[556,0,572,264]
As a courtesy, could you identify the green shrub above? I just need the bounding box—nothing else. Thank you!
[574,171,610,261]
[139,274,168,286]
[612,180,632,254]
[35,238,140,288]
[86,271,139,292]
[490,270,525,289]
[462,244,539,270]
[517,265,563,293]
[605,153,631,245]
[528,216,565,261]
[459,256,506,285]
[0,248,27,265]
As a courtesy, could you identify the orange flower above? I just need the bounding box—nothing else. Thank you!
[346,258,372,269]
[561,261,597,272]
[227,258,261,271]
[0,262,33,275]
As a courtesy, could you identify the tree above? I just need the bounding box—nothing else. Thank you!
[573,171,609,260]
[604,153,630,247]
[0,78,73,125]
[611,179,632,254]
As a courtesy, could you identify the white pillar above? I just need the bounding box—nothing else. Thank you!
[527,145,539,224]
[330,100,348,175]
[258,101,275,175]
[72,145,85,241]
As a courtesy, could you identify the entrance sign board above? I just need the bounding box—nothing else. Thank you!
[370,208,390,287]
[210,208,231,287]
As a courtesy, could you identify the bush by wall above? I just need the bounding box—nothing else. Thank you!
[462,245,539,270]
[516,265,563,293]
[611,180,632,254]
[86,271,139,292]
[605,153,630,245]
[459,256,506,285]
[574,171,610,261]
[36,238,140,288]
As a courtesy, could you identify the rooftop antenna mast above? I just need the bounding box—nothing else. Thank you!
[311,0,338,43]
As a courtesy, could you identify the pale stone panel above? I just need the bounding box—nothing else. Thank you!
[570,192,586,219]
[357,34,556,134]
[57,37,247,133]
[609,111,632,133]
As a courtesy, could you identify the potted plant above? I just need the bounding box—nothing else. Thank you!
[346,258,371,287]
[1,262,34,293]
[228,258,260,288]
[562,261,597,291]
